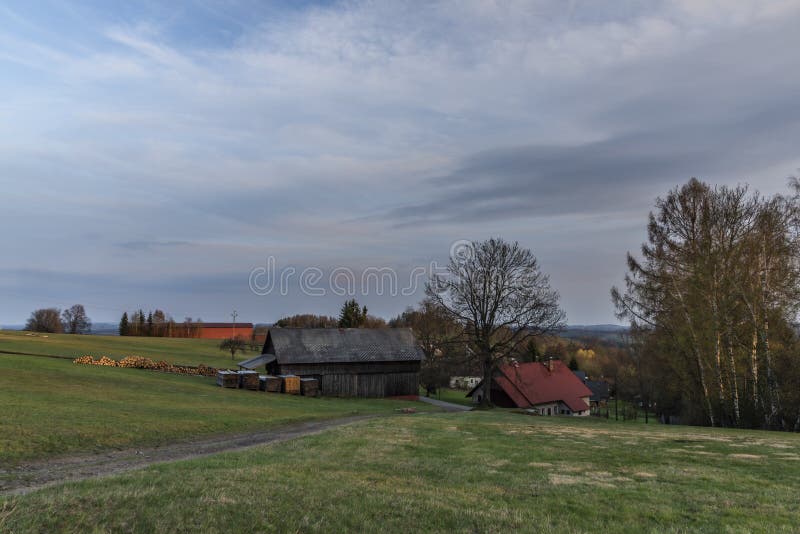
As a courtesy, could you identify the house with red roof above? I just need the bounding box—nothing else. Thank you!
[467,359,592,416]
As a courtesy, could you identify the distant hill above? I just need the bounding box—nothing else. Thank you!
[559,324,629,344]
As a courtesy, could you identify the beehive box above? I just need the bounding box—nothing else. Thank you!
[300,378,319,397]
[258,375,268,391]
[280,375,301,395]
[217,370,239,388]
[264,375,282,393]
[238,370,260,390]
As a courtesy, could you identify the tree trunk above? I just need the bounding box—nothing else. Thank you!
[725,328,740,426]
[750,327,759,411]
[480,354,493,408]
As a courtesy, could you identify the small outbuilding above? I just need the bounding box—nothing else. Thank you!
[238,328,424,398]
[468,359,592,415]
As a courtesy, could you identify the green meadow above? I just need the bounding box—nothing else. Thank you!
[0,329,243,367]
[0,353,422,464]
[3,412,799,532]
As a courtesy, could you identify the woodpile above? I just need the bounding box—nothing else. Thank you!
[300,378,319,397]
[74,356,218,377]
[238,370,260,390]
[281,375,301,395]
[217,370,239,388]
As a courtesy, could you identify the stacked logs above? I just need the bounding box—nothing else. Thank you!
[73,356,217,377]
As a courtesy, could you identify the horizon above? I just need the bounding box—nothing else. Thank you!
[3,1,800,325]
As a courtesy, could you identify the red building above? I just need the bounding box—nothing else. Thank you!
[468,359,592,415]
[194,322,254,340]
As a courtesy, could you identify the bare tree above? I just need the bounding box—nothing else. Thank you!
[390,298,468,395]
[25,308,64,333]
[61,304,91,334]
[220,336,249,361]
[427,238,566,407]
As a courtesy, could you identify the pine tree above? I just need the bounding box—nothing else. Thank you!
[568,355,579,371]
[146,312,153,336]
[119,312,129,336]
[338,299,367,328]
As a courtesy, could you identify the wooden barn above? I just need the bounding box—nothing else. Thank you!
[238,328,423,398]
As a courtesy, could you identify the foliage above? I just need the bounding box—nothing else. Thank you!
[613,178,800,430]
[390,299,470,391]
[118,312,129,336]
[219,336,248,360]
[338,299,368,328]
[119,310,204,338]
[24,308,64,333]
[275,314,338,328]
[427,238,566,407]
[61,304,91,334]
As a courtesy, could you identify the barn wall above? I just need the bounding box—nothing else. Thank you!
[276,362,420,397]
[195,326,254,340]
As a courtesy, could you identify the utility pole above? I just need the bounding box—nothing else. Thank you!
[231,310,238,338]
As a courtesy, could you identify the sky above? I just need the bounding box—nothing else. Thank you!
[2,0,800,326]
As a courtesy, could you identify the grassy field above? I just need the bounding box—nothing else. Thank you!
[3,412,799,532]
[0,329,241,367]
[422,387,474,406]
[0,353,423,464]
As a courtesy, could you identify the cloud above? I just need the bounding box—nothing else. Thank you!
[2,0,800,324]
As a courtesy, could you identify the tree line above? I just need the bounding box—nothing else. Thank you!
[613,177,800,431]
[24,305,91,334]
[118,310,205,338]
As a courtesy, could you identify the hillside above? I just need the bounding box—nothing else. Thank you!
[0,330,244,367]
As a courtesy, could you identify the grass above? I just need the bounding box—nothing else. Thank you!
[4,413,800,532]
[422,386,474,407]
[0,353,424,464]
[0,329,243,367]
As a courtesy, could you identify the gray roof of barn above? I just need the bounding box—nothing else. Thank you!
[264,328,424,364]
[238,353,277,369]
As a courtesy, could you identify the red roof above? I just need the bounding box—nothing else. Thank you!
[496,360,592,412]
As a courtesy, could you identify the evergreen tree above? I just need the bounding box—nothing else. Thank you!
[338,299,368,328]
[146,311,153,336]
[568,355,579,371]
[137,309,145,336]
[119,312,129,336]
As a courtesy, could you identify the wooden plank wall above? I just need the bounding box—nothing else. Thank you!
[275,361,420,397]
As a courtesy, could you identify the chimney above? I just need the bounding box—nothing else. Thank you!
[545,357,555,372]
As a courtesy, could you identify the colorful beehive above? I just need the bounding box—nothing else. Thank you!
[280,375,301,395]
[216,370,239,388]
[238,370,260,390]
[263,375,282,393]
[300,378,319,397]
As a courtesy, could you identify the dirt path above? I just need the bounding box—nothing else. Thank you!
[418,396,473,412]
[0,415,375,497]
